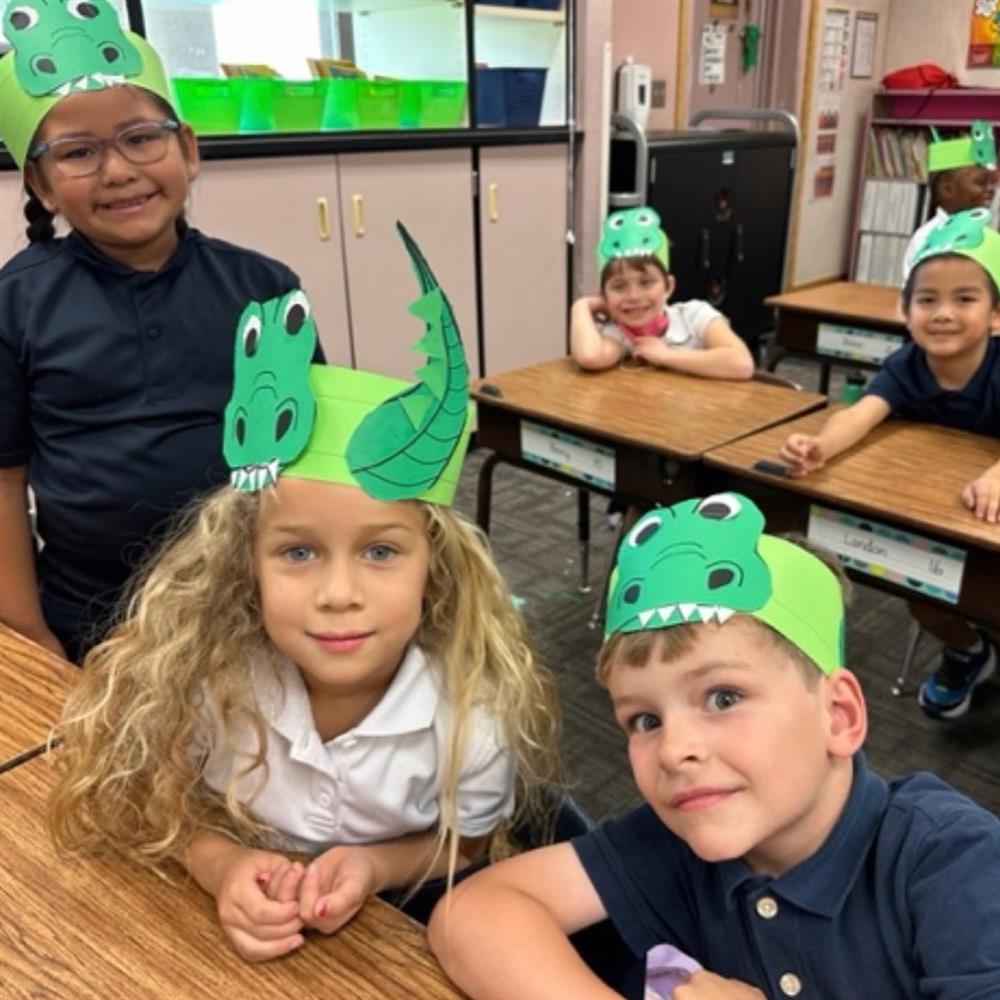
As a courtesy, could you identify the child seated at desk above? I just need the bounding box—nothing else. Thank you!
[48,230,561,963]
[428,493,1000,998]
[902,120,997,279]
[570,207,754,380]
[780,209,1000,721]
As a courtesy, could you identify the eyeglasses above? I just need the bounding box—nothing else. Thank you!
[29,119,181,179]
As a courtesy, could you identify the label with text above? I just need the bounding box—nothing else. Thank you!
[807,505,965,604]
[816,323,904,364]
[520,421,616,491]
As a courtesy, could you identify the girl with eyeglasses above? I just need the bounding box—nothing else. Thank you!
[0,0,321,663]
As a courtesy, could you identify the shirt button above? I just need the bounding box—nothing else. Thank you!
[147,326,161,339]
[317,792,332,808]
[755,896,779,919]
[779,972,802,996]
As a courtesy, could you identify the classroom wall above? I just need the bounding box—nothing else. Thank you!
[884,0,1000,87]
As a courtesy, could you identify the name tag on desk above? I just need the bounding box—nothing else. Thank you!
[520,421,616,491]
[816,323,904,365]
[808,505,966,604]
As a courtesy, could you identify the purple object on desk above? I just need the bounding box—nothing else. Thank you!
[645,943,703,999]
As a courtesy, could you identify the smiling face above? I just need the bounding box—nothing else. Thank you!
[254,478,430,733]
[937,165,997,214]
[607,619,864,875]
[905,255,1000,373]
[26,84,198,270]
[602,259,673,329]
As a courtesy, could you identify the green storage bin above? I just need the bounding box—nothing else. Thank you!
[233,77,276,132]
[356,80,403,129]
[170,77,241,134]
[271,80,328,131]
[416,80,467,127]
[320,78,360,130]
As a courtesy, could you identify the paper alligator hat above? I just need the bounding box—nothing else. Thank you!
[0,0,172,167]
[596,206,670,273]
[927,120,996,174]
[910,207,1000,295]
[603,493,844,675]
[222,222,472,506]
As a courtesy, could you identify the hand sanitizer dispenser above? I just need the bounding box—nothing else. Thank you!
[616,58,652,131]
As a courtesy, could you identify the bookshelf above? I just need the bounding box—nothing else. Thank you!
[847,88,1000,286]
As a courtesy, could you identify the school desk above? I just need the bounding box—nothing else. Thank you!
[0,750,466,1000]
[0,622,77,773]
[472,358,826,587]
[764,282,906,395]
[704,409,1000,685]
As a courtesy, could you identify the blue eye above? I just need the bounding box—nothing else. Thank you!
[706,688,742,712]
[282,544,314,563]
[366,543,397,563]
[629,712,660,734]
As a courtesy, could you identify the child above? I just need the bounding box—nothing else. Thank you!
[781,209,1000,720]
[428,493,1000,998]
[48,225,561,963]
[902,119,997,279]
[0,0,318,663]
[570,206,754,380]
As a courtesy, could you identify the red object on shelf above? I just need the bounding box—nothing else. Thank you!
[880,87,1000,122]
[881,64,958,90]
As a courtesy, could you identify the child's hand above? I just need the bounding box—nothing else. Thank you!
[298,845,378,935]
[673,969,767,998]
[962,467,1000,523]
[214,848,305,962]
[575,294,609,321]
[778,433,826,476]
[631,336,671,366]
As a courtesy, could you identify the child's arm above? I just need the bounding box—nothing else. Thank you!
[632,317,755,380]
[570,296,626,371]
[0,465,66,658]
[961,457,1000,523]
[182,829,305,962]
[778,396,891,476]
[428,842,622,999]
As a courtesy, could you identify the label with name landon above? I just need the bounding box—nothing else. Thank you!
[807,505,965,604]
[816,323,904,365]
[520,421,616,491]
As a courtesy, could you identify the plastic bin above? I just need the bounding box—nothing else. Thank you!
[399,80,467,128]
[170,77,242,134]
[475,68,546,127]
[321,78,360,130]
[271,80,328,131]
[356,80,403,129]
[233,77,276,132]
[516,0,562,9]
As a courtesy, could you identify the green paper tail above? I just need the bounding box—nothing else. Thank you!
[344,222,470,500]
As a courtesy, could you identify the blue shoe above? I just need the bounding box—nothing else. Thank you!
[918,630,996,720]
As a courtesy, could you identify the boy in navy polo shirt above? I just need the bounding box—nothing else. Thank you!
[428,494,1000,999]
[780,209,1000,721]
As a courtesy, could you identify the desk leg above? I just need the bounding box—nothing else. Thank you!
[578,489,591,593]
[892,620,923,697]
[818,361,831,396]
[476,453,503,535]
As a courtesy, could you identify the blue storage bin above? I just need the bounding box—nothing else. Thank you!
[475,67,547,127]
[516,0,562,9]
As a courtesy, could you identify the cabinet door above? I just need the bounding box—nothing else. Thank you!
[337,149,479,381]
[479,144,567,374]
[188,156,352,366]
[1,172,28,267]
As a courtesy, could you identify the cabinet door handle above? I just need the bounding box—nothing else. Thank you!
[700,228,711,270]
[351,194,365,237]
[316,196,330,241]
[488,182,500,223]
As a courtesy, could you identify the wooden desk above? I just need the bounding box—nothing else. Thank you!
[0,623,77,772]
[474,358,826,509]
[0,752,465,999]
[765,282,906,394]
[704,408,1000,630]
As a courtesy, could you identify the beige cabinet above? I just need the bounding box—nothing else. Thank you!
[478,144,568,374]
[188,156,352,366]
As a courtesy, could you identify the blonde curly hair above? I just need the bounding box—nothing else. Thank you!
[48,483,562,887]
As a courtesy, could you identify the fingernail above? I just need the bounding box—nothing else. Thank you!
[317,902,327,918]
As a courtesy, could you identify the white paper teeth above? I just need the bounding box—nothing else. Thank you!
[231,461,280,491]
[657,604,676,623]
[717,606,736,623]
[638,609,655,627]
[634,604,738,628]
[696,604,716,623]
[679,603,697,621]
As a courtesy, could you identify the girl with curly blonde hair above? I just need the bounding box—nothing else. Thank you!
[49,242,563,964]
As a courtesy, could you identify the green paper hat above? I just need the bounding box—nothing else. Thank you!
[0,0,172,168]
[910,207,1000,294]
[927,120,996,174]
[603,493,844,675]
[223,222,472,505]
[597,206,670,273]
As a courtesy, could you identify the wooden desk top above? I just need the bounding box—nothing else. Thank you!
[0,623,77,770]
[705,407,1000,551]
[765,282,905,328]
[473,359,827,460]
[0,753,465,999]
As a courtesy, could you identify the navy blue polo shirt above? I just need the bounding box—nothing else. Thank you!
[573,755,1000,999]
[864,337,1000,436]
[0,225,319,606]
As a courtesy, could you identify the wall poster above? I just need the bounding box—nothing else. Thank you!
[969,0,1000,68]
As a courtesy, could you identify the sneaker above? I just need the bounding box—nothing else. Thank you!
[918,630,996,720]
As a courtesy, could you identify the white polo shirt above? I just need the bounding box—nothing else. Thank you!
[199,646,516,854]
[600,299,724,354]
